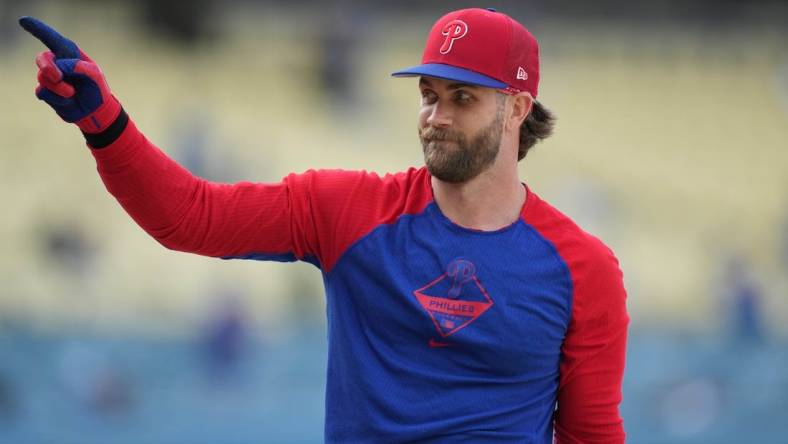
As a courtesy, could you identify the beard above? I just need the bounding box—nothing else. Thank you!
[419,112,504,183]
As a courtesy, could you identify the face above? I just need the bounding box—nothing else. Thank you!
[418,77,506,183]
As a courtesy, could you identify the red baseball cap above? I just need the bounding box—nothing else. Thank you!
[392,8,540,97]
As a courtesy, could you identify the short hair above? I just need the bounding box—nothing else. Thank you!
[518,100,555,161]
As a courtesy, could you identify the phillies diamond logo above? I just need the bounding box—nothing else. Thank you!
[414,259,494,338]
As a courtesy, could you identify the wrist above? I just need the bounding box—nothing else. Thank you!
[82,106,129,149]
[76,94,122,134]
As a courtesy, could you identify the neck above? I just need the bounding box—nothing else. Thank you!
[431,155,526,231]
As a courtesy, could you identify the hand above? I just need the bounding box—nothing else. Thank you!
[19,16,121,134]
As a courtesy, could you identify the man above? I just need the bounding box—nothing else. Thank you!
[20,7,628,443]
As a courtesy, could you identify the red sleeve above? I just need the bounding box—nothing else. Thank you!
[553,242,629,444]
[89,119,432,270]
[90,118,309,260]
[523,193,629,444]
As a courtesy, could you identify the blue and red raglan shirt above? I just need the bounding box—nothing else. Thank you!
[89,119,629,444]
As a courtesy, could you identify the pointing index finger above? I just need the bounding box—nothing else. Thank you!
[18,16,80,59]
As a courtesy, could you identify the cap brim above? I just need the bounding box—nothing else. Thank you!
[391,63,507,89]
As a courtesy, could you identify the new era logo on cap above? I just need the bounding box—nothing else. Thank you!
[392,8,540,97]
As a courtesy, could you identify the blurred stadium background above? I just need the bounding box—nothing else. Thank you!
[1,0,787,442]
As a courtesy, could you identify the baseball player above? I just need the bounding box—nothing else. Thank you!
[20,7,629,443]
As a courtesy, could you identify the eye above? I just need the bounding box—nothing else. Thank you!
[421,90,437,104]
[453,90,473,104]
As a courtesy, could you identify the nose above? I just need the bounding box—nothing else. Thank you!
[425,102,452,128]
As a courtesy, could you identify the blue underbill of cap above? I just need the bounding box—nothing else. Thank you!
[391,63,507,89]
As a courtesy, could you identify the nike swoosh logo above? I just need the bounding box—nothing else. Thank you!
[428,339,453,348]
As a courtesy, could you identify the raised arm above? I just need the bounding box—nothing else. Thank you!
[18,17,317,262]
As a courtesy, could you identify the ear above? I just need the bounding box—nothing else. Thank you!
[506,92,533,132]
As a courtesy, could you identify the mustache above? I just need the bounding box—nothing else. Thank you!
[419,126,463,142]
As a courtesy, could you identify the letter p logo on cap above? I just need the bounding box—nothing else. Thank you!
[439,19,468,54]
